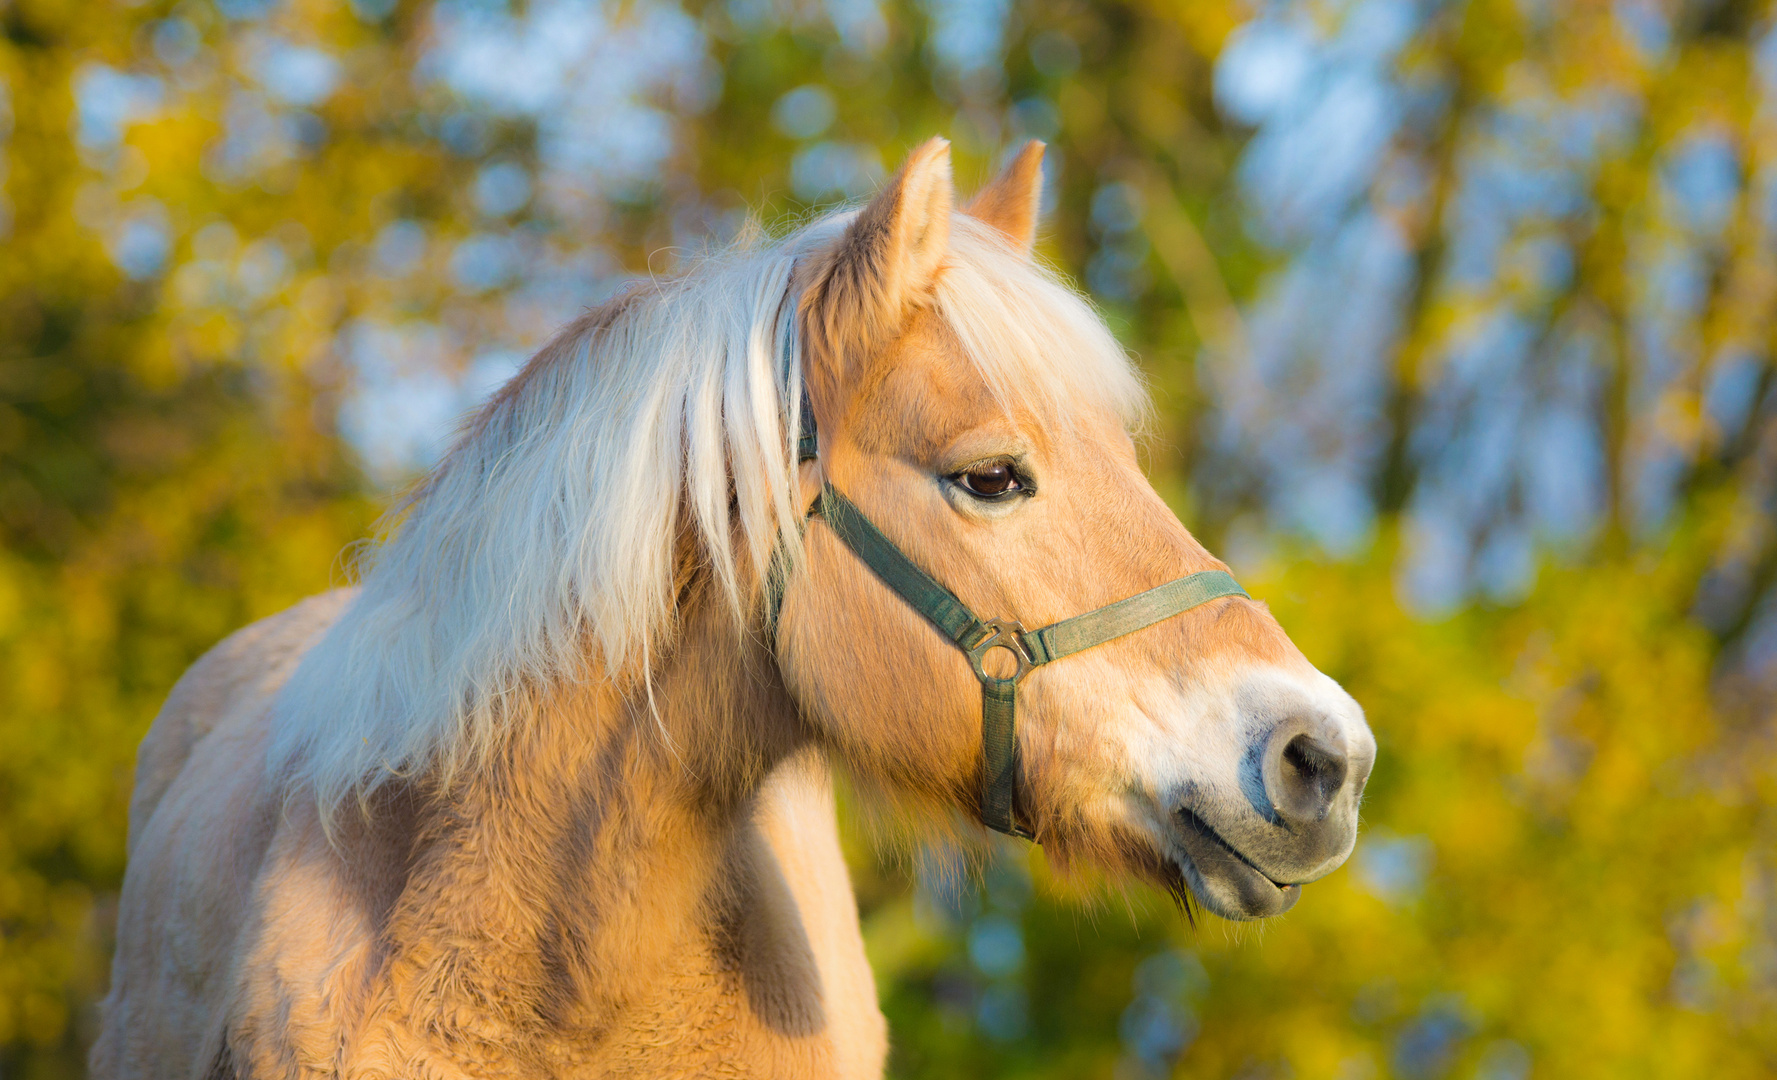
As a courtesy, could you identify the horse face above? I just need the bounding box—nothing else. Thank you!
[781,140,1375,921]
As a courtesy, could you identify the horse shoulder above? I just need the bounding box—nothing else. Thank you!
[747,754,888,1080]
[94,590,362,1079]
[128,589,359,855]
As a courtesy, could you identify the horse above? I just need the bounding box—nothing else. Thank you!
[92,138,1375,1079]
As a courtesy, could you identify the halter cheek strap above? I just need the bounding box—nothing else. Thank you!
[813,486,1247,838]
[765,307,1248,839]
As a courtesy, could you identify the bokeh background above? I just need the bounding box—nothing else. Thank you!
[4,0,1777,1074]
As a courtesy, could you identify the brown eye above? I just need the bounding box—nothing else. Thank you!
[958,464,1020,497]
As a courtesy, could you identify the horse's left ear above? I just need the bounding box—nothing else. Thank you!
[801,137,954,407]
[965,141,1045,254]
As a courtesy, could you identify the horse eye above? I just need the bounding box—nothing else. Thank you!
[958,464,1019,497]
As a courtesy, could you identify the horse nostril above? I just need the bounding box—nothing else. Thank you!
[1270,732,1348,825]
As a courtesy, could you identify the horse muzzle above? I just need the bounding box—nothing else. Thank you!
[1162,682,1375,921]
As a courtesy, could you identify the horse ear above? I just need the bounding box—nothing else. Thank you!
[802,137,954,398]
[965,141,1045,254]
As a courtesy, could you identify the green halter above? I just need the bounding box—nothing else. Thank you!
[767,318,1248,838]
[812,486,1245,838]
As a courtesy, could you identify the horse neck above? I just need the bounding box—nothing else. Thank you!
[387,579,807,1026]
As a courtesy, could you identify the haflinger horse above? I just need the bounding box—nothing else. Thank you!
[94,138,1374,1079]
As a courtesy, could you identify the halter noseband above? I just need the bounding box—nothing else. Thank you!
[768,317,1249,840]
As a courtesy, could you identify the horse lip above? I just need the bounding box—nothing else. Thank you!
[1168,807,1301,920]
[1174,807,1292,883]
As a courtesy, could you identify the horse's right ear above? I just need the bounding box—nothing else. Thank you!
[965,141,1044,254]
[801,137,953,405]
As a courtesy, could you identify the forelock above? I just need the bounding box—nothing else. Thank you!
[932,215,1149,435]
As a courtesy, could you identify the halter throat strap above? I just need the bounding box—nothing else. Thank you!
[813,485,1248,839]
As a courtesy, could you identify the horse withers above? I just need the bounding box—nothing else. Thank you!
[94,139,1374,1078]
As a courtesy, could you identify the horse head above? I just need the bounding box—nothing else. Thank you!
[776,139,1375,921]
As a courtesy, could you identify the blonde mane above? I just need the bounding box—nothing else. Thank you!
[269,211,1146,821]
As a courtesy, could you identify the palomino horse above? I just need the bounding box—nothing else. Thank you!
[94,139,1374,1078]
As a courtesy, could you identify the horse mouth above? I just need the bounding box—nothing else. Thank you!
[1166,808,1300,921]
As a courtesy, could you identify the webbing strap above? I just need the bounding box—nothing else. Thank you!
[797,386,819,462]
[817,486,985,648]
[761,548,791,651]
[981,680,1021,835]
[762,313,817,648]
[761,401,820,649]
[812,483,1247,839]
[1022,571,1247,664]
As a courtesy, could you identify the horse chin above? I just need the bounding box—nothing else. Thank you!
[1164,812,1301,922]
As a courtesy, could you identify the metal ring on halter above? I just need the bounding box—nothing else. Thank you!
[964,619,1036,685]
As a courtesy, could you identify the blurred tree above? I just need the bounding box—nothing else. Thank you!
[0,0,438,1068]
[1204,0,1777,650]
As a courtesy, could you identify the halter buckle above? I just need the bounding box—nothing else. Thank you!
[964,618,1036,685]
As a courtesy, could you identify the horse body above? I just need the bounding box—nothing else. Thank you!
[97,591,883,1078]
[97,139,1376,1076]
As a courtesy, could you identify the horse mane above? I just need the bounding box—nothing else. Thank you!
[270,211,1147,823]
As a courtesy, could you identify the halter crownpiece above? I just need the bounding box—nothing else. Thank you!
[769,307,1249,839]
